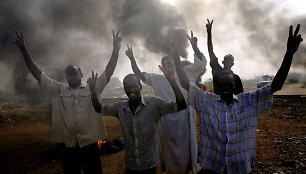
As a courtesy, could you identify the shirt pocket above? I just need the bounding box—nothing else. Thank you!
[59,91,73,110]
[78,90,92,110]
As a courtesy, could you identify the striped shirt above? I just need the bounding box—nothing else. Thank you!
[188,83,273,174]
[100,96,178,171]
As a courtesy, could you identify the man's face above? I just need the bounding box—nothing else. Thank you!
[216,73,235,95]
[124,77,141,102]
[222,54,234,69]
[161,57,174,72]
[65,66,82,89]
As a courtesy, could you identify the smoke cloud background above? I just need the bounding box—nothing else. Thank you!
[175,0,306,80]
[0,0,305,93]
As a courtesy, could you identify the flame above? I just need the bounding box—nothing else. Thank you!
[97,140,107,148]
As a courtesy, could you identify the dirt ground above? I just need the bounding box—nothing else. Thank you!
[0,84,305,174]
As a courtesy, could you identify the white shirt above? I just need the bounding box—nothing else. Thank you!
[143,54,207,174]
[40,72,108,148]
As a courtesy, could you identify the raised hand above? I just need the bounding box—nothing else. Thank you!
[287,24,303,54]
[12,30,25,48]
[87,70,98,92]
[159,64,175,82]
[206,19,214,33]
[125,45,134,59]
[112,30,122,50]
[187,30,198,47]
[187,30,203,59]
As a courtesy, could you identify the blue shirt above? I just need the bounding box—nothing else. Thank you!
[188,83,272,174]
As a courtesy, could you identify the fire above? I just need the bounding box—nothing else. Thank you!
[97,140,107,148]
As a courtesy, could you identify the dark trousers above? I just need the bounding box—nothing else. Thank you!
[125,166,156,174]
[197,169,219,174]
[61,143,102,174]
[197,168,254,174]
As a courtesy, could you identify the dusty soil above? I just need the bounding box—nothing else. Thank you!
[0,94,305,174]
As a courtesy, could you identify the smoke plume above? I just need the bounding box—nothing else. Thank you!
[0,0,305,95]
[0,0,188,94]
[176,0,305,73]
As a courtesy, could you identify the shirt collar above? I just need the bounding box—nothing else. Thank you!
[215,94,239,101]
[123,95,146,108]
[68,84,85,90]
[233,94,239,101]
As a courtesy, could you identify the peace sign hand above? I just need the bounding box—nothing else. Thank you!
[287,24,303,54]
[159,65,175,82]
[112,30,122,50]
[125,44,134,59]
[87,70,98,92]
[12,30,26,48]
[206,19,214,33]
[187,30,198,47]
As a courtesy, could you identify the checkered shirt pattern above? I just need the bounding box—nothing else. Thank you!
[101,96,178,171]
[188,83,273,174]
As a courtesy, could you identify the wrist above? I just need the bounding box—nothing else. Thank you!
[193,46,200,53]
[18,44,26,49]
[89,88,96,93]
[113,46,120,51]
[167,77,175,83]
[285,50,295,56]
[192,45,198,51]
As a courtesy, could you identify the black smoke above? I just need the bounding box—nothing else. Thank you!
[116,0,188,58]
[0,0,188,94]
[234,0,306,69]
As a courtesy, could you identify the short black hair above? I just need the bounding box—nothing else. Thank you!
[123,74,142,86]
[223,54,234,62]
[161,56,173,65]
[65,65,82,75]
[161,56,170,62]
[215,70,234,81]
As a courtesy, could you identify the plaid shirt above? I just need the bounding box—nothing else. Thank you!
[101,96,178,171]
[188,83,272,174]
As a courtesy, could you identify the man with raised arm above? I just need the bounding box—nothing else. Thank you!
[173,24,302,174]
[206,19,243,95]
[125,31,206,173]
[13,30,122,174]
[87,64,187,173]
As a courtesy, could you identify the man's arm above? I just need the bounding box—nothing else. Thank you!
[125,45,146,81]
[88,70,118,116]
[271,24,303,93]
[104,30,122,83]
[171,47,190,91]
[12,30,42,81]
[206,19,220,63]
[159,65,187,111]
[183,32,208,82]
[88,71,102,113]
[187,30,203,60]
